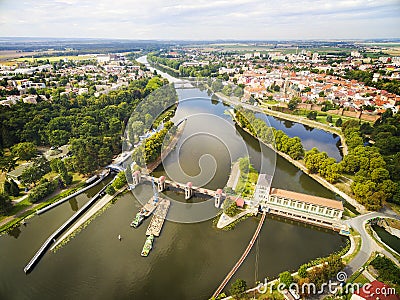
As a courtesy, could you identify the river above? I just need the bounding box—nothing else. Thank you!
[0,57,347,300]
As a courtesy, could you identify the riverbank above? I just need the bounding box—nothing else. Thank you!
[146,119,186,173]
[228,109,366,213]
[51,185,128,251]
[216,92,348,156]
[0,179,88,233]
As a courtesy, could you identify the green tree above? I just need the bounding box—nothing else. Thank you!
[335,118,343,127]
[229,279,247,299]
[11,142,37,160]
[112,171,127,190]
[326,115,333,123]
[307,111,317,120]
[48,129,71,147]
[298,264,308,278]
[222,85,232,96]
[105,185,116,195]
[233,86,244,98]
[211,80,224,92]
[130,121,145,142]
[279,271,293,289]
[0,155,18,172]
[0,192,11,212]
[238,157,250,174]
[27,180,56,203]
[370,168,389,183]
[6,179,20,197]
[20,165,42,186]
[288,97,300,111]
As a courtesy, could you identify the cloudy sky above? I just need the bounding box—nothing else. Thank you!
[0,0,399,40]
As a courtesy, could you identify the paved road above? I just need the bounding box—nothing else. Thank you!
[344,211,400,275]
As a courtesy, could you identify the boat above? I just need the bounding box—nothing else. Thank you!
[130,212,145,228]
[141,234,154,257]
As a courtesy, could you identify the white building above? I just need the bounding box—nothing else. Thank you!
[254,174,344,230]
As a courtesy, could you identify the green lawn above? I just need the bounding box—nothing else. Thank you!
[15,55,96,62]
[235,168,258,198]
[353,274,370,285]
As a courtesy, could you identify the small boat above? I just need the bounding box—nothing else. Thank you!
[118,234,122,241]
[130,212,145,228]
[141,234,154,257]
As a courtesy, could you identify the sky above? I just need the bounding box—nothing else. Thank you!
[0,0,399,40]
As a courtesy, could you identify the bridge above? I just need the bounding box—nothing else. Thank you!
[211,212,266,299]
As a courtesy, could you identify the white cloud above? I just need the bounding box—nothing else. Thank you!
[0,0,398,39]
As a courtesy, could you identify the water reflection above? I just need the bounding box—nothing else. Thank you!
[302,124,314,131]
[7,226,21,239]
[69,198,78,212]
[211,94,219,105]
[283,120,294,129]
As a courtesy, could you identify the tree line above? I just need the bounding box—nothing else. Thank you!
[344,70,400,96]
[234,107,305,160]
[304,111,399,210]
[0,77,168,176]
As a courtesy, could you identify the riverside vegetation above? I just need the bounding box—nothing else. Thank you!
[233,106,399,211]
[0,75,169,222]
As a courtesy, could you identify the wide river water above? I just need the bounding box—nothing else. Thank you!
[0,69,347,300]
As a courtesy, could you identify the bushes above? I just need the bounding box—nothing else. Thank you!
[370,255,400,285]
[28,180,57,203]
[105,185,116,195]
[112,171,127,190]
[298,264,308,278]
[224,201,241,217]
[229,279,247,299]
[106,171,128,195]
[279,271,293,288]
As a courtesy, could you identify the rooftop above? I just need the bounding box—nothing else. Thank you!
[269,188,344,211]
[256,173,273,189]
[352,280,399,300]
[7,162,32,178]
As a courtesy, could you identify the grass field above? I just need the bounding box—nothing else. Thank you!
[15,55,96,62]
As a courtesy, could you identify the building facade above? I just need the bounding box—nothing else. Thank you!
[255,174,344,230]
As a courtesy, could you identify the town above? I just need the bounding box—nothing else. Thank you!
[0,38,400,300]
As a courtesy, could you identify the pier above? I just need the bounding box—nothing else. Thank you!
[211,212,266,299]
[146,199,170,236]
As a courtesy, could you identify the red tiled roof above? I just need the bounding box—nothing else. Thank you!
[354,280,399,300]
[269,188,343,210]
[236,198,245,208]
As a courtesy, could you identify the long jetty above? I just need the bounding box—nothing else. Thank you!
[211,212,266,299]
[146,199,170,236]
[23,174,116,274]
[36,171,110,215]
